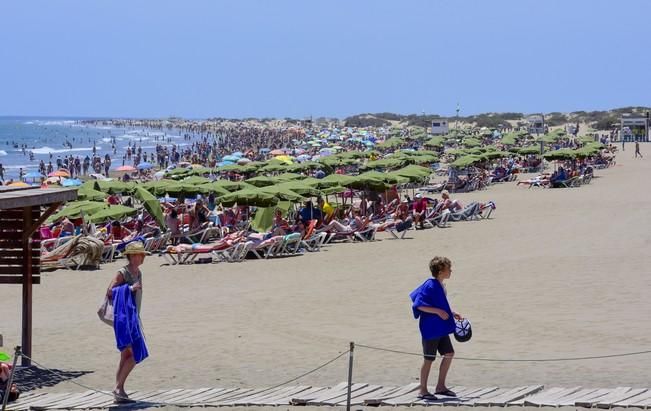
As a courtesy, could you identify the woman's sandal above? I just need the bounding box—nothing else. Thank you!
[435,389,457,397]
[417,393,438,401]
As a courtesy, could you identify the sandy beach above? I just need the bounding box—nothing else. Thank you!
[1,149,650,407]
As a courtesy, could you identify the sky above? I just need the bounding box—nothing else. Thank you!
[1,0,649,119]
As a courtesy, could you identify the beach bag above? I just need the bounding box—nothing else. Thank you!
[97,296,114,326]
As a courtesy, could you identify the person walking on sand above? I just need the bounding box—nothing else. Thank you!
[105,242,150,403]
[635,141,643,159]
[410,256,463,401]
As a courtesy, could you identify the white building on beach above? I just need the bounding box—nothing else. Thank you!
[431,118,449,135]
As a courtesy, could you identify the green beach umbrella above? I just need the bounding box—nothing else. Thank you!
[276,181,323,197]
[359,170,409,185]
[219,188,279,207]
[451,155,483,168]
[77,185,107,201]
[47,201,108,222]
[517,146,542,155]
[209,180,253,192]
[198,182,233,197]
[259,185,304,202]
[246,175,279,187]
[182,176,211,185]
[133,186,165,229]
[88,204,138,223]
[275,172,305,181]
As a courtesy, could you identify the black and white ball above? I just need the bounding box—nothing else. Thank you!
[454,318,472,342]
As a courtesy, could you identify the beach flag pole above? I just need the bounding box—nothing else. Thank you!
[1,346,20,411]
[345,342,355,411]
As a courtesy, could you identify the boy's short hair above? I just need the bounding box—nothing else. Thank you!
[429,256,452,277]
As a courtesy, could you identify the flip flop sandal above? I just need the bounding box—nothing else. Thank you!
[435,389,457,397]
[417,393,438,401]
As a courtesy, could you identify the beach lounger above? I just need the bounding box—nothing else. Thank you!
[248,236,284,259]
[479,201,496,219]
[275,232,303,256]
[385,220,412,239]
[449,202,481,221]
[301,232,327,252]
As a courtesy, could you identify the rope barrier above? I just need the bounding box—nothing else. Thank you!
[16,348,349,407]
[355,343,651,362]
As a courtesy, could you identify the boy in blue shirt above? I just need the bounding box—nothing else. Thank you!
[410,256,463,400]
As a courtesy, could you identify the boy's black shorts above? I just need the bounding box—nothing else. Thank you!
[422,335,454,361]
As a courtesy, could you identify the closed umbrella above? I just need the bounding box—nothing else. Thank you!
[133,186,165,229]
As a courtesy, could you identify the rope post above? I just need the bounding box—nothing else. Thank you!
[1,346,21,411]
[345,342,355,411]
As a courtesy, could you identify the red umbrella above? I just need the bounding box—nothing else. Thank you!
[116,165,136,172]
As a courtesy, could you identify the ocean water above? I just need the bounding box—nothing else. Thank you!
[0,116,185,180]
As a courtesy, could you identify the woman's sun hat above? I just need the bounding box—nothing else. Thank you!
[454,318,472,343]
[122,241,151,256]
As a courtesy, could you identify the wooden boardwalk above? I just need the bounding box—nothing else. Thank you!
[8,384,651,409]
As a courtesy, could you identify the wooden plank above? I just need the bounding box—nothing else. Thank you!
[138,388,186,405]
[306,382,368,405]
[381,384,467,406]
[597,388,647,409]
[172,387,229,404]
[27,392,77,409]
[439,386,501,407]
[222,387,290,406]
[0,276,40,284]
[289,386,330,405]
[151,388,208,405]
[165,388,215,405]
[318,384,379,406]
[231,386,296,405]
[0,249,39,258]
[0,259,41,266]
[41,390,95,409]
[140,388,193,404]
[292,382,348,405]
[364,383,420,406]
[520,386,582,406]
[629,392,651,408]
[553,387,601,407]
[248,385,313,405]
[71,391,119,409]
[564,388,612,407]
[334,384,387,406]
[193,387,241,405]
[200,388,257,405]
[474,385,544,406]
[613,389,651,407]
[6,392,50,411]
[0,188,77,210]
[164,388,215,405]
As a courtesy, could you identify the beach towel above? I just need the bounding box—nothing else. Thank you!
[112,284,149,364]
[409,279,455,340]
